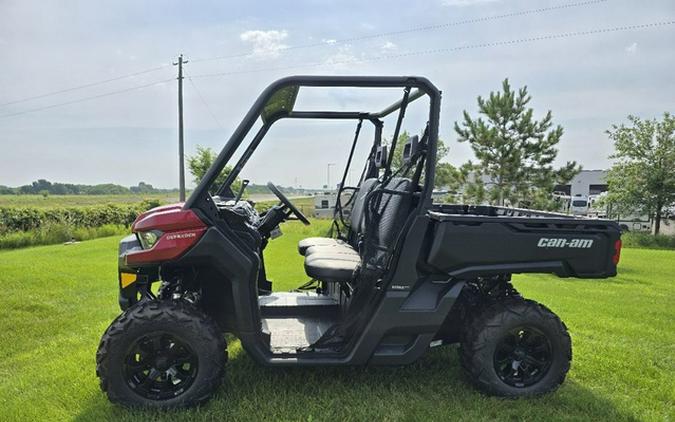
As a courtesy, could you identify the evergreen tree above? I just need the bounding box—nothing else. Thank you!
[454,79,580,209]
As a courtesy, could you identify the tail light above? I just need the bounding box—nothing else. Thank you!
[612,239,622,265]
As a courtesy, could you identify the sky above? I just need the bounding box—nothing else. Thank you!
[0,0,673,189]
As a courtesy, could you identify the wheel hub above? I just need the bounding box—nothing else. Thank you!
[493,326,553,388]
[154,355,171,371]
[123,332,199,400]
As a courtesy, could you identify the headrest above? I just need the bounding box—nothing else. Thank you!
[374,145,388,168]
[402,135,419,165]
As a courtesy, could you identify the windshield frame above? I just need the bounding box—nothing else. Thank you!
[183,75,441,223]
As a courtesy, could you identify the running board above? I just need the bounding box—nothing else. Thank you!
[263,316,336,353]
[259,291,340,317]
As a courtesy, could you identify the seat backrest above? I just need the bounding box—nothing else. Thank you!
[374,177,414,248]
[361,132,423,267]
[354,176,415,278]
[348,178,378,241]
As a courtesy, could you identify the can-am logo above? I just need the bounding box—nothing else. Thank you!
[166,232,197,241]
[537,237,594,248]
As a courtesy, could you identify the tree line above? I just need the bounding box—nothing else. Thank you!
[0,180,177,196]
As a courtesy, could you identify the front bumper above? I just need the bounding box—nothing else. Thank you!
[118,234,158,310]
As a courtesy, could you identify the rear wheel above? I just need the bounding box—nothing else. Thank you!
[96,300,226,408]
[459,298,571,397]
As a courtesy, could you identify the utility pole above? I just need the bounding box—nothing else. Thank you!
[173,54,188,201]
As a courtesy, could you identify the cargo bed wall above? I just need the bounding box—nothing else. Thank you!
[426,212,620,279]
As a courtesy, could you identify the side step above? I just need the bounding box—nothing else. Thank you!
[259,291,339,317]
[263,316,336,353]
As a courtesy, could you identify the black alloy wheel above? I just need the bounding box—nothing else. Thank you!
[459,297,571,397]
[493,326,553,388]
[123,332,199,400]
[97,300,226,408]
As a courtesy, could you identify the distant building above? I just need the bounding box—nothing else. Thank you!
[440,170,611,207]
[554,170,608,198]
[313,191,353,219]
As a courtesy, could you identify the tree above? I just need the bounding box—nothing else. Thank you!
[32,179,52,194]
[0,185,15,195]
[130,182,156,194]
[605,113,675,235]
[187,146,241,195]
[387,131,454,189]
[454,79,580,209]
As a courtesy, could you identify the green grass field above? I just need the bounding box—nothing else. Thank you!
[0,194,315,209]
[0,193,179,208]
[0,222,673,421]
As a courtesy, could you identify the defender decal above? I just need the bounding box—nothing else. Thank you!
[537,237,594,248]
[166,232,198,241]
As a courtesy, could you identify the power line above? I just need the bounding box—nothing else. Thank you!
[189,20,675,79]
[3,20,672,120]
[0,0,608,107]
[0,64,172,108]
[190,0,611,63]
[186,75,225,129]
[0,78,174,119]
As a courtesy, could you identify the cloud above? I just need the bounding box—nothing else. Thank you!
[381,41,397,52]
[625,42,638,55]
[324,45,359,68]
[239,29,288,59]
[442,0,500,6]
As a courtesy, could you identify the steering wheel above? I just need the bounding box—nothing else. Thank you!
[266,182,311,225]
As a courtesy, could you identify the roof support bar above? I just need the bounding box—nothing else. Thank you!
[333,119,364,232]
[286,111,370,120]
[383,87,411,180]
[374,89,425,118]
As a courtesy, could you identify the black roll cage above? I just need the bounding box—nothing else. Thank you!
[184,76,441,222]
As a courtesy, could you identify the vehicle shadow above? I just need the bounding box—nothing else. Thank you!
[74,343,639,422]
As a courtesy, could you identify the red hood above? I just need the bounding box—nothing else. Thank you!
[131,203,206,233]
[133,202,185,226]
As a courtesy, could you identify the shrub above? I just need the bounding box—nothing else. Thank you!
[0,202,158,233]
[622,232,675,250]
[0,201,158,249]
[0,231,34,249]
[0,224,128,250]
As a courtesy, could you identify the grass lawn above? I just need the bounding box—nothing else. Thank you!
[0,221,673,421]
[0,194,314,210]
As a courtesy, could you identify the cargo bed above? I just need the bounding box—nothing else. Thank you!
[426,204,622,279]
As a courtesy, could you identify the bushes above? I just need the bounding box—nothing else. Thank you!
[0,224,128,249]
[622,232,675,250]
[0,200,160,250]
[0,200,159,233]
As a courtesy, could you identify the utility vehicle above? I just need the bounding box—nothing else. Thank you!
[97,76,622,408]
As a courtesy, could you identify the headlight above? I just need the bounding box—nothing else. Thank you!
[137,230,163,249]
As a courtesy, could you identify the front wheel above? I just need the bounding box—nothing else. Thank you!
[96,300,227,408]
[459,298,571,397]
